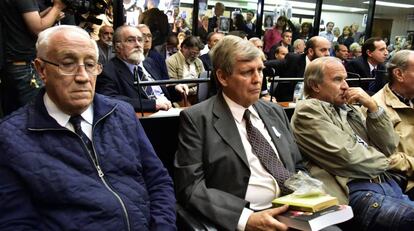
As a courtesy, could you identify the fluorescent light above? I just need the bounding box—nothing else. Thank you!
[279,1,366,13]
[363,1,414,8]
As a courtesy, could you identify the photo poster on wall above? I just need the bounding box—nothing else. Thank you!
[218,16,230,33]
[274,1,292,20]
[264,13,275,29]
[124,0,144,26]
[161,0,180,24]
[160,0,180,11]
[362,14,367,27]
[198,0,208,16]
[126,11,140,26]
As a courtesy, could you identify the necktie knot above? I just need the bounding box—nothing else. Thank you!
[69,115,83,135]
[243,109,251,122]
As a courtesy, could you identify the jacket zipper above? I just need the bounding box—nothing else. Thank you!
[87,109,131,231]
[30,108,132,231]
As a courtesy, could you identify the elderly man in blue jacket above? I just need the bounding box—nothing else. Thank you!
[0,25,176,230]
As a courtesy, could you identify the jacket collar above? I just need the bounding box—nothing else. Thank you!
[27,88,117,130]
[385,84,413,108]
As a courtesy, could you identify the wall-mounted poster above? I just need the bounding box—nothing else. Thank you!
[264,13,274,29]
[218,16,230,33]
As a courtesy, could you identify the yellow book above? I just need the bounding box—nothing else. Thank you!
[272,194,339,212]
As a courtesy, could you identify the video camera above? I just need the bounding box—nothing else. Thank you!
[63,0,109,15]
[55,0,111,26]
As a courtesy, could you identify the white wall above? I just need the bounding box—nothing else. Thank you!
[320,11,365,33]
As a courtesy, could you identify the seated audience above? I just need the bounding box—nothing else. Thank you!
[0,25,176,230]
[137,24,169,80]
[345,37,388,92]
[199,32,224,71]
[249,37,269,97]
[97,25,115,65]
[291,56,414,231]
[293,39,306,54]
[372,50,414,200]
[165,34,179,59]
[268,36,331,101]
[349,42,362,59]
[166,36,205,103]
[334,43,349,64]
[268,31,293,60]
[96,25,179,112]
[274,46,289,60]
[174,35,305,231]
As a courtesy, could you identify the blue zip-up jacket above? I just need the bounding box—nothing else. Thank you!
[0,90,176,230]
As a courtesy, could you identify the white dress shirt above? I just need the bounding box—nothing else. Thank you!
[123,59,168,100]
[44,93,94,140]
[222,93,281,231]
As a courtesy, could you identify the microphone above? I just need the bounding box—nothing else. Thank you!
[133,67,145,117]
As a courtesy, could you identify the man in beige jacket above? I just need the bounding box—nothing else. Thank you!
[372,50,414,200]
[291,56,414,231]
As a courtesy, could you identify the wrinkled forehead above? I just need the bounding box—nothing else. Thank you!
[49,31,97,57]
[121,27,142,39]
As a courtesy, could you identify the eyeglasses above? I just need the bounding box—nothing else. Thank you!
[40,58,102,76]
[142,33,152,39]
[121,36,144,45]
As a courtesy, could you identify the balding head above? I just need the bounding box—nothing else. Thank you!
[387,50,414,98]
[305,36,331,61]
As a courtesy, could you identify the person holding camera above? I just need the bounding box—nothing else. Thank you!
[0,0,66,116]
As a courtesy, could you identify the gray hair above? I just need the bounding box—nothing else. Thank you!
[137,24,150,32]
[36,25,97,59]
[349,42,361,53]
[293,39,305,48]
[249,37,262,44]
[304,56,342,96]
[210,35,262,76]
[387,50,414,84]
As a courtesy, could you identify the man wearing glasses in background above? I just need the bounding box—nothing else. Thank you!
[0,25,176,230]
[96,25,180,112]
[166,36,205,104]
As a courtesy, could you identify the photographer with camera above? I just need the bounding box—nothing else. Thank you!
[0,0,66,115]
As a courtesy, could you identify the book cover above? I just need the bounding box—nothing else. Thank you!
[272,193,339,212]
[276,205,353,231]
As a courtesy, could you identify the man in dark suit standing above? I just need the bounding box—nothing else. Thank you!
[345,37,388,92]
[96,25,183,112]
[174,35,305,231]
[268,36,331,101]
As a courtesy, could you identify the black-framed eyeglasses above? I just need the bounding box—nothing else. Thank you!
[40,58,102,76]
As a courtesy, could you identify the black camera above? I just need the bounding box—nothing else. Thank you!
[63,0,109,15]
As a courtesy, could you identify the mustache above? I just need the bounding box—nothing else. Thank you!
[130,48,143,54]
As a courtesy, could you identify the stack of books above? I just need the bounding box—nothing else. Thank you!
[272,194,353,231]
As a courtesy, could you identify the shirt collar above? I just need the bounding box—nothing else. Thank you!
[305,55,311,67]
[120,58,145,75]
[390,87,413,107]
[368,62,377,72]
[222,92,259,123]
[44,93,94,128]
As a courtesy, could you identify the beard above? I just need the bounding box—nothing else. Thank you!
[128,49,145,64]
[104,41,112,47]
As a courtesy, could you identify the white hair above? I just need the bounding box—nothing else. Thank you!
[36,25,98,59]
